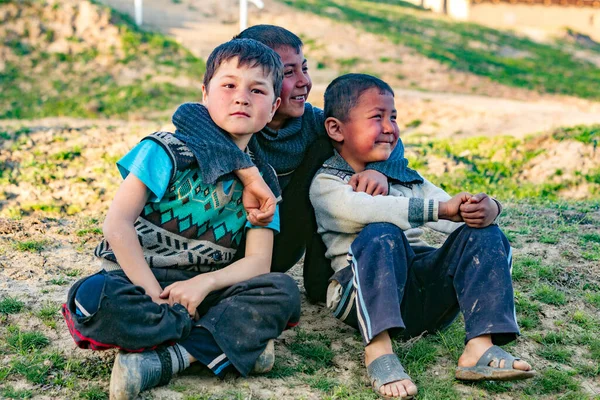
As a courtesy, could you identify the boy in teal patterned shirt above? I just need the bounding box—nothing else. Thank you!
[62,39,301,400]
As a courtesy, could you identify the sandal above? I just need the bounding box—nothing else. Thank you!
[367,354,415,399]
[455,345,536,381]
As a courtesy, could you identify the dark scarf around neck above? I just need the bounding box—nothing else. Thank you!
[172,102,281,198]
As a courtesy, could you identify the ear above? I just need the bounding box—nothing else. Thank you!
[267,97,282,122]
[325,117,344,143]
[201,84,208,104]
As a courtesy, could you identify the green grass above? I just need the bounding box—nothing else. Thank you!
[525,368,580,395]
[53,147,82,161]
[1,386,33,399]
[533,284,567,305]
[37,302,60,326]
[305,375,339,392]
[49,276,69,286]
[515,293,542,329]
[12,240,46,252]
[1,2,205,119]
[287,329,335,373]
[65,357,112,380]
[402,127,600,200]
[584,291,600,308]
[0,296,25,314]
[571,310,598,330]
[76,228,103,237]
[552,124,600,145]
[537,331,568,345]
[6,327,50,353]
[9,351,65,384]
[537,344,573,363]
[280,0,600,99]
[512,256,541,282]
[78,386,108,400]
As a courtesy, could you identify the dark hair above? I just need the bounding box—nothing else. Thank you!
[324,73,394,122]
[203,38,283,99]
[234,25,303,54]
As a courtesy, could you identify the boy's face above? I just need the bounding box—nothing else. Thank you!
[270,45,312,126]
[203,58,280,144]
[328,88,399,171]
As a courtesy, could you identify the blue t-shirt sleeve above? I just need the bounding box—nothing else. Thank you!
[116,141,173,202]
[245,205,280,234]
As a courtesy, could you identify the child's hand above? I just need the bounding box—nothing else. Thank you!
[237,167,276,226]
[160,275,215,318]
[459,193,499,228]
[439,192,472,222]
[349,170,389,196]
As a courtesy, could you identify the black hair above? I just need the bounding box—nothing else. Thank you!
[203,38,283,99]
[234,24,303,53]
[324,73,394,122]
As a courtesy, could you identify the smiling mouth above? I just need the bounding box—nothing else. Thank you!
[290,95,306,101]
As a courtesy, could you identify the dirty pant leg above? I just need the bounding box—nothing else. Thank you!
[195,272,301,377]
[336,223,415,346]
[64,269,193,351]
[406,225,519,345]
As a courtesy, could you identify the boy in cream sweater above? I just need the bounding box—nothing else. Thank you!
[309,73,534,399]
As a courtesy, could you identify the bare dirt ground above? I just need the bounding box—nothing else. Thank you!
[1,1,600,399]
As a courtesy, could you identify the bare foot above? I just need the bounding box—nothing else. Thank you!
[458,335,532,371]
[365,331,418,398]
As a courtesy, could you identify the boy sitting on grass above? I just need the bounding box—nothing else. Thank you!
[61,39,300,400]
[309,73,535,399]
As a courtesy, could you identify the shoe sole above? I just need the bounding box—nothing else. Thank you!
[455,367,537,381]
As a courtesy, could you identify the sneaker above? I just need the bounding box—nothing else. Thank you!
[252,339,275,374]
[110,350,171,400]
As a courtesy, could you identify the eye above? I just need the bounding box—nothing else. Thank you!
[223,83,234,89]
[284,69,293,77]
[371,114,382,119]
[251,88,265,94]
[302,65,309,73]
[391,115,397,121]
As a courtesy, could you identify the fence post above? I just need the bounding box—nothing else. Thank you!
[135,0,143,26]
[240,0,264,32]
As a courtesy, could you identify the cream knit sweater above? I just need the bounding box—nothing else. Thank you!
[309,153,461,273]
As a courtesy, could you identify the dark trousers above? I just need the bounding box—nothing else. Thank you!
[62,269,300,377]
[331,223,519,346]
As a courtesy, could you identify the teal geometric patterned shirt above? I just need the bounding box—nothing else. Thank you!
[95,132,280,273]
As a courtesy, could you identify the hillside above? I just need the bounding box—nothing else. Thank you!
[281,0,600,100]
[0,0,205,119]
[99,0,600,102]
[1,1,600,399]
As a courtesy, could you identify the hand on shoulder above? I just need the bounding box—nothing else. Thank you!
[349,170,389,196]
